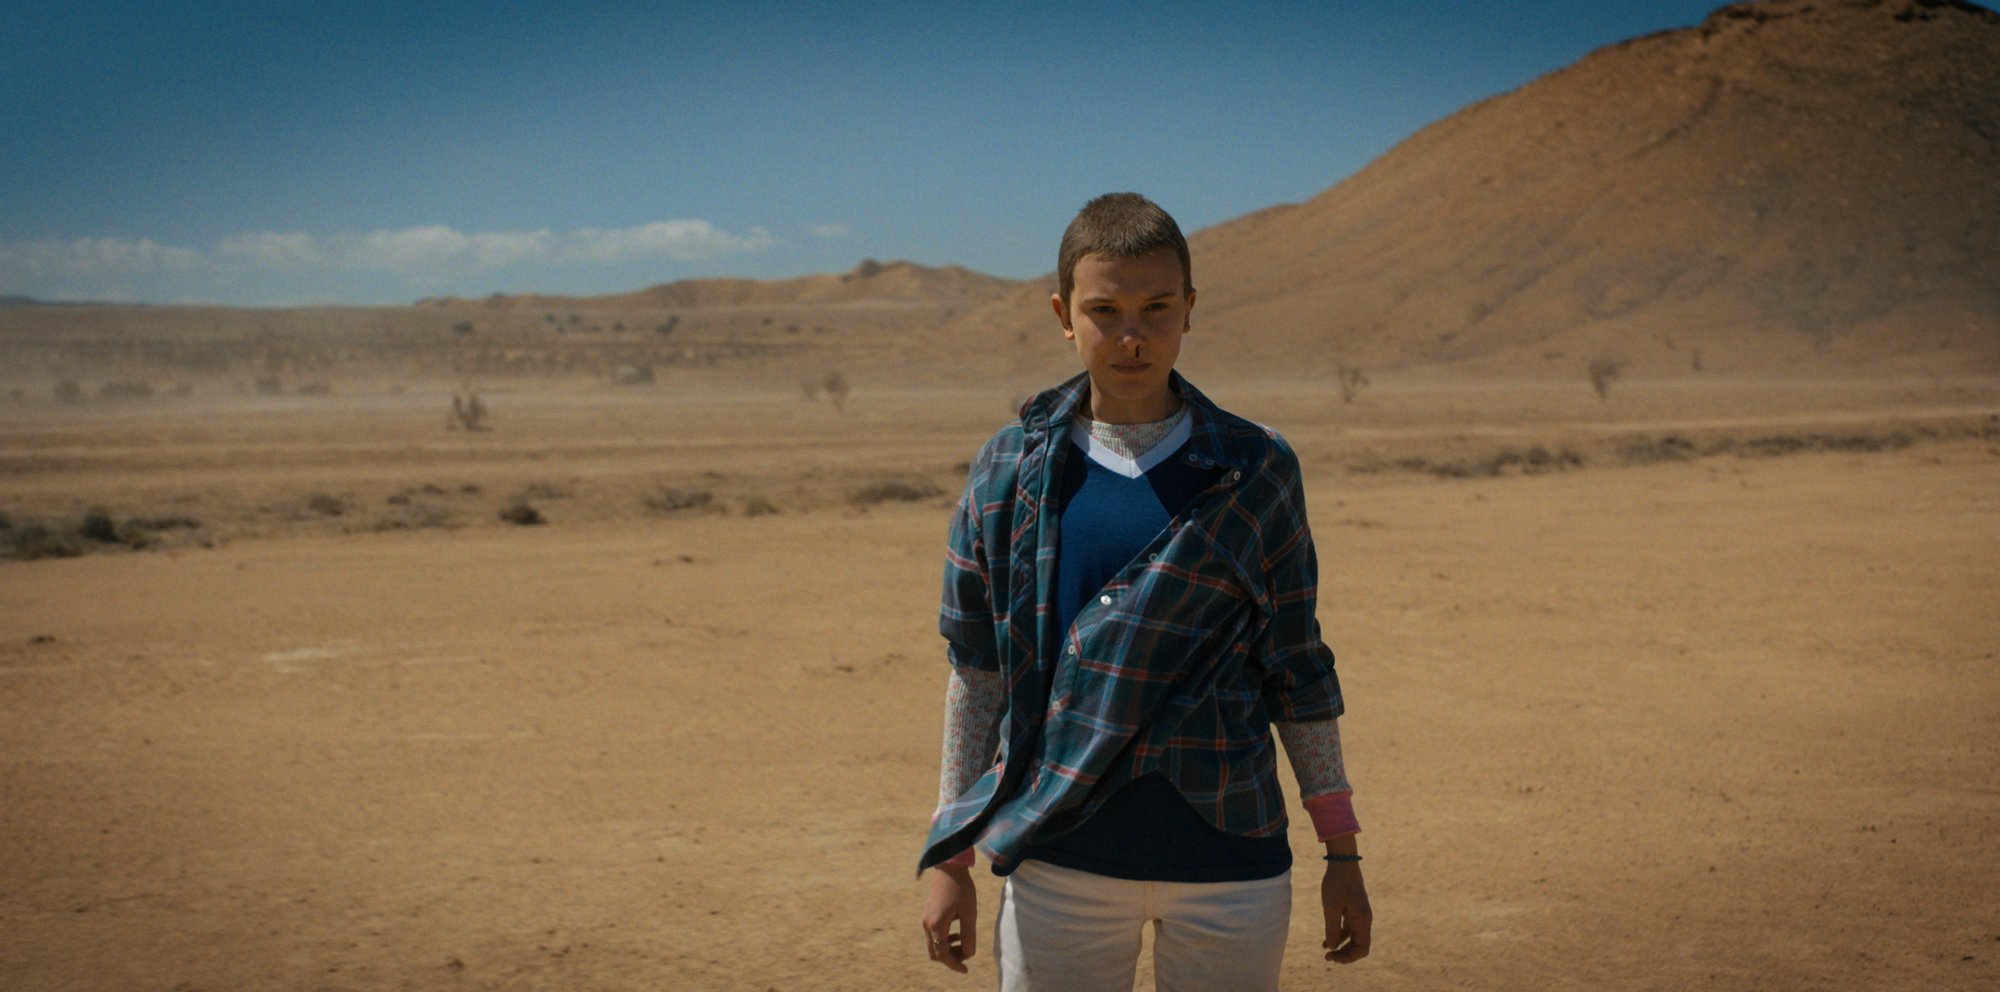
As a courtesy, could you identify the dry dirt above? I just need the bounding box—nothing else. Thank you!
[3,374,1998,992]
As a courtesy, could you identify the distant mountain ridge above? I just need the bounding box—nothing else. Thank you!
[421,258,1021,311]
[945,0,2000,378]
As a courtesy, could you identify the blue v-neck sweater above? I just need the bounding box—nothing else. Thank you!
[1016,433,1293,882]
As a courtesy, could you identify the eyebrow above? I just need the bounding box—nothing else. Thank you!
[1080,291,1179,304]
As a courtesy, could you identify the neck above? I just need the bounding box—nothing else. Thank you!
[1085,381,1182,425]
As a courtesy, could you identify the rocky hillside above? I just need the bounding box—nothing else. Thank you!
[949,0,2000,380]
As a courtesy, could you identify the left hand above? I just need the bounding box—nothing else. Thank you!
[1321,853,1372,964]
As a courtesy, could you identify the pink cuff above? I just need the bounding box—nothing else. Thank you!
[941,848,975,868]
[1302,790,1360,841]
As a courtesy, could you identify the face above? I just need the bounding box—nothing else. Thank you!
[1051,249,1195,424]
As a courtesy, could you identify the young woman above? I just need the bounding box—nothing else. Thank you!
[916,193,1371,991]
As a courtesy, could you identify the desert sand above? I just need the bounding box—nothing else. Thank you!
[3,369,1997,992]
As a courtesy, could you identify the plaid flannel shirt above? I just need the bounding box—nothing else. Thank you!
[917,370,1342,874]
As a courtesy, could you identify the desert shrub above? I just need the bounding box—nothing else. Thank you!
[822,371,851,413]
[851,478,943,505]
[354,503,455,532]
[254,376,283,396]
[741,496,780,517]
[498,499,544,525]
[78,507,120,543]
[1587,357,1622,400]
[452,321,474,335]
[0,510,9,530]
[296,380,332,396]
[450,391,488,431]
[54,380,84,404]
[170,382,194,397]
[1618,435,1701,464]
[305,492,347,517]
[644,488,715,514]
[1335,365,1369,404]
[4,521,83,560]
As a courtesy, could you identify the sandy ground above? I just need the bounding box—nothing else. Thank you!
[3,376,1998,991]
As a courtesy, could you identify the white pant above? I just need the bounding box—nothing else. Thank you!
[994,860,1292,992]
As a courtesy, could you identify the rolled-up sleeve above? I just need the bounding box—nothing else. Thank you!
[1250,438,1343,723]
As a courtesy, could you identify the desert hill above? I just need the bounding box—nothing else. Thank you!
[421,258,1021,311]
[949,0,2000,382]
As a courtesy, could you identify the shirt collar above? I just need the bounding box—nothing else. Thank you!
[1021,370,1253,474]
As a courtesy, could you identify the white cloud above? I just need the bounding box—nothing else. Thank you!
[809,223,850,239]
[0,236,203,279]
[0,218,774,297]
[559,220,775,264]
[216,231,323,268]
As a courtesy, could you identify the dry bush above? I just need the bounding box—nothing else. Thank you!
[3,519,83,560]
[450,391,489,431]
[644,487,716,514]
[53,379,83,404]
[851,478,944,505]
[741,496,781,517]
[254,376,283,396]
[822,370,850,413]
[304,492,348,517]
[296,380,332,396]
[1335,364,1369,404]
[352,503,455,533]
[1587,357,1622,400]
[497,499,544,526]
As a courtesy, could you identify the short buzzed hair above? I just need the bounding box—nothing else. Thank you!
[1056,192,1192,307]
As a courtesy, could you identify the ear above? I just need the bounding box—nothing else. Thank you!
[1183,287,1197,332]
[1050,293,1074,339]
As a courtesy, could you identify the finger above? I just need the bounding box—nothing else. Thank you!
[1332,909,1372,964]
[938,931,969,973]
[960,908,978,960]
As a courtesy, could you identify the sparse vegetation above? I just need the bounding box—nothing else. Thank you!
[452,321,475,335]
[1351,446,1586,479]
[1587,357,1622,400]
[741,496,781,517]
[53,380,83,404]
[851,478,944,505]
[450,391,489,431]
[2,507,204,560]
[352,502,455,533]
[304,492,348,517]
[822,371,851,413]
[644,487,716,514]
[497,499,544,525]
[1335,364,1369,404]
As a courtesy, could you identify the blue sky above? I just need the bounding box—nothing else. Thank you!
[0,1,1726,306]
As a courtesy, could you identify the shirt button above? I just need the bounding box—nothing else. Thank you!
[1229,469,1242,481]
[1147,553,1159,562]
[1099,594,1112,605]
[1067,644,1078,655]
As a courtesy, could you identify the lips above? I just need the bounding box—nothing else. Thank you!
[1111,362,1150,373]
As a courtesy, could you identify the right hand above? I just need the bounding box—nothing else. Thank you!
[921,863,978,973]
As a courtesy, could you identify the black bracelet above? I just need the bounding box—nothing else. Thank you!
[1323,853,1363,863]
